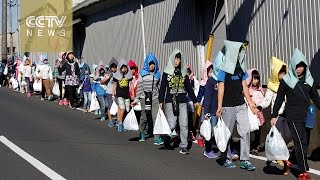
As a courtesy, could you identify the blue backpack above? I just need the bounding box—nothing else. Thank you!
[92,82,106,96]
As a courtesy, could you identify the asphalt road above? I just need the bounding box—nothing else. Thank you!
[0,87,319,180]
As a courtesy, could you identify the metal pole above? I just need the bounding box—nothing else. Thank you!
[16,0,19,57]
[224,0,229,36]
[9,1,13,57]
[2,0,8,62]
[140,0,146,59]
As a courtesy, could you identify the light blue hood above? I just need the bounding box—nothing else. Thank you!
[283,48,314,89]
[219,40,247,74]
[212,51,224,81]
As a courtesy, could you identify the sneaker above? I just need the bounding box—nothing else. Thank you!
[240,161,256,171]
[250,149,260,156]
[58,100,64,106]
[139,132,146,142]
[298,173,313,180]
[179,148,190,155]
[224,159,237,168]
[95,110,99,115]
[118,123,124,133]
[100,117,106,122]
[63,99,69,106]
[228,151,240,160]
[41,98,45,101]
[197,135,205,147]
[203,151,218,159]
[69,106,76,110]
[108,120,115,127]
[154,137,163,145]
[48,95,53,101]
[276,160,284,167]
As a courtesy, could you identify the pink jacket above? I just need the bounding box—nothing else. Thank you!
[246,69,265,107]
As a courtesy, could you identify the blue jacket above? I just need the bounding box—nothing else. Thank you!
[203,77,218,115]
[80,63,91,81]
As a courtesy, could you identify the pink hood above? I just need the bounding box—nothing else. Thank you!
[200,61,213,86]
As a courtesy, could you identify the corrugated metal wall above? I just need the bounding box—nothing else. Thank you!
[227,0,320,85]
[81,0,143,68]
[143,0,199,75]
[72,0,199,75]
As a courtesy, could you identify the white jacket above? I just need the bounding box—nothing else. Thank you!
[258,89,286,115]
[36,64,53,80]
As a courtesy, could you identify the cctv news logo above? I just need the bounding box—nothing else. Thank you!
[26,16,67,37]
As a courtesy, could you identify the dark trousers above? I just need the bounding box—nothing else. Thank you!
[66,85,77,107]
[57,78,68,100]
[288,122,309,173]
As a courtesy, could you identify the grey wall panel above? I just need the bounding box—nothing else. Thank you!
[227,0,320,85]
[143,0,199,76]
[72,0,200,77]
[80,0,143,68]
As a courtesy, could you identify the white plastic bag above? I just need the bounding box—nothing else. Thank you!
[33,80,42,92]
[200,119,212,141]
[214,117,231,152]
[89,92,100,112]
[133,101,142,111]
[193,77,200,97]
[248,108,260,132]
[52,82,60,96]
[21,80,27,87]
[123,109,139,131]
[110,101,118,115]
[3,65,8,75]
[11,78,19,89]
[153,109,171,136]
[265,126,290,161]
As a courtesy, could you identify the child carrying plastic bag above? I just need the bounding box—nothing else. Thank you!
[200,119,211,141]
[153,109,171,136]
[214,117,231,152]
[123,109,139,131]
[265,126,290,161]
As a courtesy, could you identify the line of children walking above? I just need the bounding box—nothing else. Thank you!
[2,44,319,180]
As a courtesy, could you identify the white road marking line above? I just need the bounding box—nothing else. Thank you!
[249,154,320,176]
[0,135,66,180]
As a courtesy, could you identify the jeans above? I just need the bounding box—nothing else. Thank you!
[83,91,92,109]
[25,77,31,93]
[205,116,218,152]
[139,99,159,139]
[97,95,108,118]
[164,103,188,148]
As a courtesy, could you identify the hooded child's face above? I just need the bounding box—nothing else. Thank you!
[252,78,260,87]
[174,58,181,68]
[149,64,156,72]
[110,64,117,73]
[207,67,213,78]
[120,66,127,74]
[295,63,305,77]
[130,67,136,76]
[278,72,286,80]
